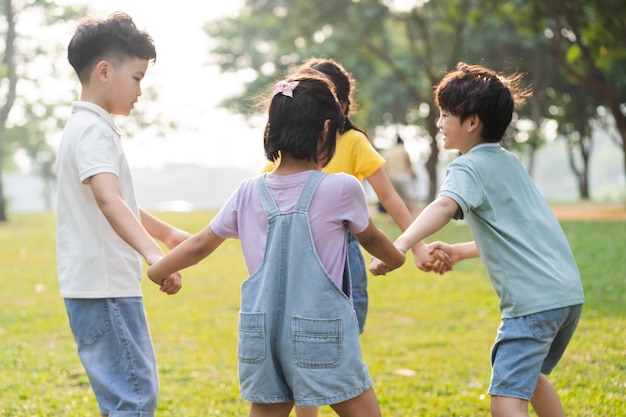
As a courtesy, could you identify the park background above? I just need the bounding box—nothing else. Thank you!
[1,0,625,416]
[1,0,625,214]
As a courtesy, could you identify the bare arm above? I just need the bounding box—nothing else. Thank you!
[367,167,413,230]
[140,207,191,249]
[90,173,181,294]
[354,219,405,272]
[91,173,164,265]
[429,241,479,265]
[369,196,459,276]
[367,167,450,272]
[394,196,460,253]
[147,225,225,283]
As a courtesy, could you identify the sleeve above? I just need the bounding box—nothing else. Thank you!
[340,174,371,234]
[209,187,242,239]
[350,130,385,178]
[438,160,483,220]
[209,178,260,239]
[77,124,121,183]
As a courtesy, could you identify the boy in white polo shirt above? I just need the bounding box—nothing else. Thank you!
[371,62,584,417]
[55,12,188,417]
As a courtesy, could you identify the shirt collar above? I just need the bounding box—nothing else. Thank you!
[71,101,122,137]
[466,142,501,154]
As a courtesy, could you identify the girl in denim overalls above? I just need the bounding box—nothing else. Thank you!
[148,73,405,416]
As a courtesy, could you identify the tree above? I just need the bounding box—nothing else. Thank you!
[0,0,89,221]
[0,0,17,221]
[206,0,502,201]
[478,0,623,200]
[537,0,626,185]
[1,3,185,219]
[205,0,625,203]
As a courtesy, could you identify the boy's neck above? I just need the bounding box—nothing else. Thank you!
[79,89,109,113]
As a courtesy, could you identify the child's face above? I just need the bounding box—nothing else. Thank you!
[104,57,149,116]
[436,109,465,151]
[436,108,482,154]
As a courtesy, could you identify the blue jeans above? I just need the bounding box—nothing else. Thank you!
[347,232,367,334]
[64,298,158,417]
[489,303,583,400]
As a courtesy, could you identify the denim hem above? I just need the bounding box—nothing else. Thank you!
[295,380,373,408]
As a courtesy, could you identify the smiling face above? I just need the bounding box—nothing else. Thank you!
[436,109,464,151]
[102,57,149,116]
[436,109,482,154]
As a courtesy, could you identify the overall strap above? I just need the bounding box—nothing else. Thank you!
[294,171,326,212]
[256,171,326,216]
[256,174,279,217]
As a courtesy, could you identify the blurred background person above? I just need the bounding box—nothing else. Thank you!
[382,135,417,214]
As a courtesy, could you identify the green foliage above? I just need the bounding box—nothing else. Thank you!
[205,0,479,129]
[0,211,624,416]
[204,0,626,203]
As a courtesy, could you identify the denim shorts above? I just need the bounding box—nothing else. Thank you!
[489,303,583,400]
[64,298,158,417]
[238,312,373,408]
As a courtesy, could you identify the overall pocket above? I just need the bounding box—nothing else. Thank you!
[292,315,342,369]
[238,312,266,363]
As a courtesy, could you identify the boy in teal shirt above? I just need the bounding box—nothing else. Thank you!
[371,62,584,417]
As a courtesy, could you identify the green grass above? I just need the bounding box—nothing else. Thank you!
[0,211,624,416]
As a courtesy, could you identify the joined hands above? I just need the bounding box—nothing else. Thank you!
[370,241,455,276]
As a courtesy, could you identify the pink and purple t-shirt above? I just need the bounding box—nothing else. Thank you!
[210,170,370,287]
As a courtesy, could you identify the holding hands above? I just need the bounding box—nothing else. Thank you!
[155,226,191,294]
[156,269,183,295]
[412,242,453,274]
[145,254,183,295]
[369,241,455,276]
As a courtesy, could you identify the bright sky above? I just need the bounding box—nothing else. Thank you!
[81,1,266,171]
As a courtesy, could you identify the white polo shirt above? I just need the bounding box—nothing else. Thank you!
[55,101,142,298]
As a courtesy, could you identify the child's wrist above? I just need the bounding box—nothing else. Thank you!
[395,241,409,254]
[145,253,162,266]
[408,240,426,254]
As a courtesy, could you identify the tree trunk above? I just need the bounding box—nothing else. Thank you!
[424,111,440,203]
[0,0,17,222]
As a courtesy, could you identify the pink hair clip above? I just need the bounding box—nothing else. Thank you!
[273,80,299,98]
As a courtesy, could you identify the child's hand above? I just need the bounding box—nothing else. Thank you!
[427,241,457,271]
[412,242,452,274]
[146,256,182,294]
[369,256,390,276]
[159,271,182,295]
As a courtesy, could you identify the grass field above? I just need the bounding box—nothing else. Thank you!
[0,210,624,416]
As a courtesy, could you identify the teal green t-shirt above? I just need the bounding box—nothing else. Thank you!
[439,144,584,318]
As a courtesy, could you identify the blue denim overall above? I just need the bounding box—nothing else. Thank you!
[237,171,373,408]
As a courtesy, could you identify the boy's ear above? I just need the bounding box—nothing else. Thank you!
[466,114,481,132]
[94,60,111,82]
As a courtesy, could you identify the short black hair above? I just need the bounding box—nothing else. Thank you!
[264,71,344,166]
[434,62,529,142]
[68,12,156,83]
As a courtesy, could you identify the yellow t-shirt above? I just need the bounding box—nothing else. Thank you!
[262,129,385,182]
